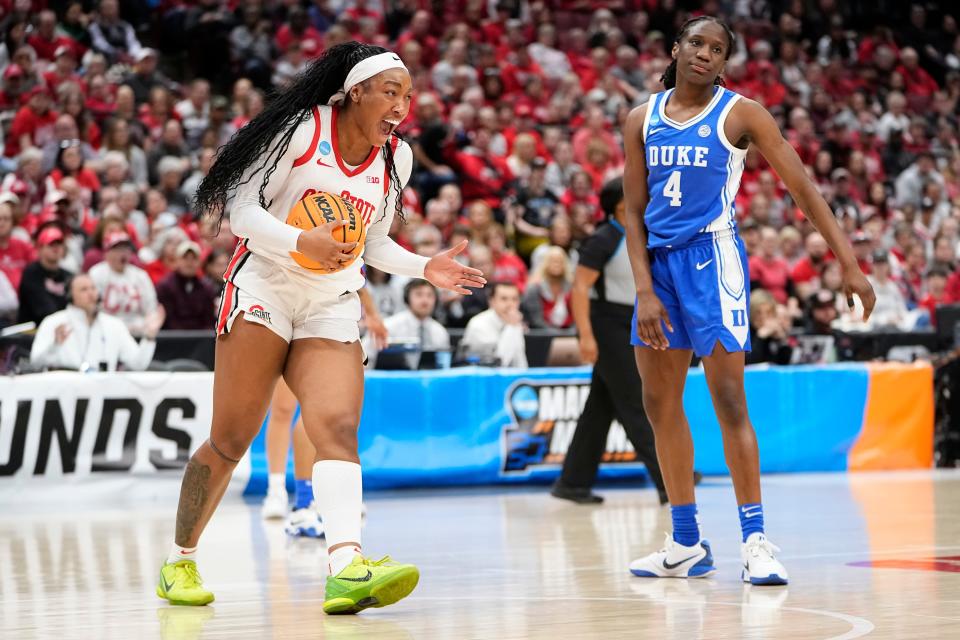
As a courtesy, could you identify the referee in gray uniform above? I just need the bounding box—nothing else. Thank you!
[551,177,668,505]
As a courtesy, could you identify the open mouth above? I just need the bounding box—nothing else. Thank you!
[379,118,400,136]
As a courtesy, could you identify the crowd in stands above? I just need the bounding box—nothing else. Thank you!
[0,0,959,370]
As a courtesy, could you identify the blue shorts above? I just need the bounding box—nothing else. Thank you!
[631,230,751,357]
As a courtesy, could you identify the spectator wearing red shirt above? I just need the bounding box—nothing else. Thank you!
[275,6,323,59]
[486,223,528,292]
[446,128,514,210]
[396,10,438,67]
[501,47,546,96]
[571,106,622,168]
[43,46,83,96]
[564,27,593,78]
[5,86,58,158]
[581,138,620,192]
[0,200,35,290]
[749,227,795,305]
[46,140,101,203]
[481,3,511,45]
[921,268,949,323]
[0,64,27,112]
[791,231,832,287]
[343,0,383,34]
[560,171,601,222]
[27,10,76,62]
[502,105,551,159]
[896,47,939,102]
[744,61,787,108]
[577,47,611,93]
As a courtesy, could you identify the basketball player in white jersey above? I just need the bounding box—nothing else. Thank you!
[156,43,485,614]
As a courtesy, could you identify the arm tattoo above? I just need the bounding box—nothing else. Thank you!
[175,459,211,546]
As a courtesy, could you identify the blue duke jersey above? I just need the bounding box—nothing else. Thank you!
[642,86,746,248]
[631,87,752,356]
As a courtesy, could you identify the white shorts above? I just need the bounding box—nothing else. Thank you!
[217,247,361,344]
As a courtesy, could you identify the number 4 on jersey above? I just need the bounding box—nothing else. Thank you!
[664,170,682,207]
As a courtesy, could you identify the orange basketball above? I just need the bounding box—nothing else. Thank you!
[286,191,366,273]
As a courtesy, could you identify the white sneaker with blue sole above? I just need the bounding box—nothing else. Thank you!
[285,507,324,538]
[629,534,717,578]
[741,533,789,585]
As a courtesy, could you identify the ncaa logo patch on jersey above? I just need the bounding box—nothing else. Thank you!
[698,124,711,137]
[318,140,332,155]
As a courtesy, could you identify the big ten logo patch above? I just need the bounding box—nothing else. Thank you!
[501,381,639,474]
[340,190,376,225]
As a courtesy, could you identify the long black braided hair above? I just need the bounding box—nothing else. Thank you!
[195,42,406,228]
[660,16,736,90]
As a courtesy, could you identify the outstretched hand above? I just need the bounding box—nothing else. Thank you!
[424,240,487,295]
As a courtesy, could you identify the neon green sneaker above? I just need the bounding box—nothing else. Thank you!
[323,555,419,615]
[156,560,215,606]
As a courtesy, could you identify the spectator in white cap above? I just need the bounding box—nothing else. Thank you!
[124,48,179,104]
[157,156,189,216]
[174,79,211,150]
[156,239,217,330]
[88,230,158,336]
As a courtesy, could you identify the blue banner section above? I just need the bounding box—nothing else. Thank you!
[685,363,869,474]
[245,364,870,494]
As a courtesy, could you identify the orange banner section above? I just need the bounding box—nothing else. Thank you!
[848,362,934,471]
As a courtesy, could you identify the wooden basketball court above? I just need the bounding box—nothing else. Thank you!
[3,470,959,639]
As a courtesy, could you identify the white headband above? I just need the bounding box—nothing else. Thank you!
[327,52,409,106]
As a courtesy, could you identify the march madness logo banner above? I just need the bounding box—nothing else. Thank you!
[501,379,639,474]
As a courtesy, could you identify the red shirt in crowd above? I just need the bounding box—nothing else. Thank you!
[447,148,514,210]
[944,271,960,304]
[500,60,546,95]
[0,235,36,290]
[492,250,528,292]
[749,255,793,304]
[5,106,58,157]
[48,168,102,196]
[919,292,947,325]
[896,64,939,98]
[27,34,76,62]
[275,25,324,58]
[791,255,832,285]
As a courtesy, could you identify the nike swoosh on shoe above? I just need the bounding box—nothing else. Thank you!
[339,570,373,582]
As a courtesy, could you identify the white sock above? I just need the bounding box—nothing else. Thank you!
[268,473,286,495]
[329,545,362,575]
[167,543,196,564]
[312,460,363,575]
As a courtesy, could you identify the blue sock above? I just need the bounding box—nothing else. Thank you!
[294,479,313,510]
[739,503,764,542]
[671,503,700,546]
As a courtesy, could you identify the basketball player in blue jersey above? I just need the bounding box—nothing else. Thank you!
[623,17,875,585]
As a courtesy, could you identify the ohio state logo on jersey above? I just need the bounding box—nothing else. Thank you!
[340,190,377,225]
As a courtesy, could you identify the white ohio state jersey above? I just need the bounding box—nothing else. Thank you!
[229,104,412,294]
